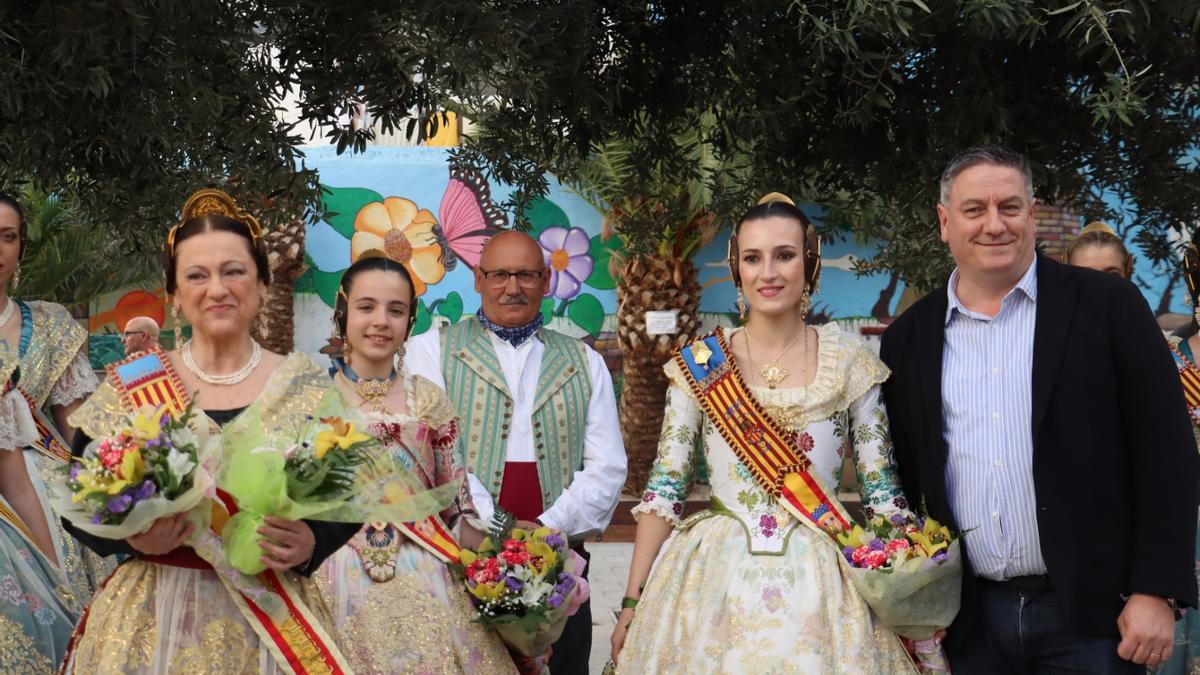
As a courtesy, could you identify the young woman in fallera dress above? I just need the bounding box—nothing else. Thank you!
[315,253,517,674]
[610,194,919,673]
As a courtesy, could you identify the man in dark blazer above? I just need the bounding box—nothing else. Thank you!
[881,146,1198,672]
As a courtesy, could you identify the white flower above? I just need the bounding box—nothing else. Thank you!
[165,447,196,479]
[520,577,554,607]
[170,427,198,450]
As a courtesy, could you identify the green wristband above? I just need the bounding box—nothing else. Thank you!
[621,596,639,609]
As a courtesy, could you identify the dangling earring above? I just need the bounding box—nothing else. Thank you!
[798,289,812,321]
[394,343,407,372]
[11,263,19,291]
[737,288,747,322]
[171,304,184,351]
[343,340,353,365]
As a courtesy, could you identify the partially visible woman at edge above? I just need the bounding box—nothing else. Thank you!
[60,189,361,673]
[1155,228,1200,675]
[0,191,80,672]
[1064,221,1134,279]
[609,194,923,672]
[315,252,518,674]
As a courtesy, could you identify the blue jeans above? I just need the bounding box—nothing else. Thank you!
[948,582,1141,674]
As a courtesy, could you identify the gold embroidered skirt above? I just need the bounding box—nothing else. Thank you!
[317,535,517,675]
[617,514,917,674]
[63,560,341,674]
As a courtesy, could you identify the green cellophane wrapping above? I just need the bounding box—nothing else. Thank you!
[841,539,963,640]
[216,391,458,577]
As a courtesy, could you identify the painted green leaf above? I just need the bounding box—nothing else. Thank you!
[585,234,621,290]
[436,291,464,323]
[321,186,384,239]
[540,297,555,324]
[567,293,604,337]
[310,266,346,307]
[411,300,432,336]
[525,197,570,237]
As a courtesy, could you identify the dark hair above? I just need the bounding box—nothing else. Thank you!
[939,146,1033,205]
[162,214,270,294]
[334,255,418,340]
[0,191,29,257]
[729,200,820,292]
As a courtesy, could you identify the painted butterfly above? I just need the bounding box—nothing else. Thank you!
[434,167,506,270]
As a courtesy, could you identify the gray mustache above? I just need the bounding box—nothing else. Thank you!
[499,295,529,306]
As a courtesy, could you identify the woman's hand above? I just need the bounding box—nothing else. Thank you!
[257,516,316,571]
[609,606,636,665]
[127,512,195,555]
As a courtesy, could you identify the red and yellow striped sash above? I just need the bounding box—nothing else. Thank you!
[396,515,461,564]
[677,328,853,537]
[1169,341,1200,428]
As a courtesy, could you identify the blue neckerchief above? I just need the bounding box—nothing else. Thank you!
[476,308,543,348]
[336,358,396,384]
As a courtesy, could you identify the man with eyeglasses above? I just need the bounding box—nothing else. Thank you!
[407,230,627,674]
[121,316,160,356]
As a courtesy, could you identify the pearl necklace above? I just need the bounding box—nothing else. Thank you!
[182,341,262,386]
[0,299,15,330]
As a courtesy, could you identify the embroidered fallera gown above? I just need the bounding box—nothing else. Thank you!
[1161,336,1200,675]
[316,370,516,674]
[617,324,917,674]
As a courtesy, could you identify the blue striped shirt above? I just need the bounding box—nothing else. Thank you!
[942,260,1047,580]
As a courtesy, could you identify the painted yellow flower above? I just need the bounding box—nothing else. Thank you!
[351,197,445,296]
[314,417,371,459]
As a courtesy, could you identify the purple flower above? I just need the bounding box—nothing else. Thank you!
[538,227,594,300]
[545,533,566,550]
[503,576,524,591]
[932,551,949,564]
[69,463,80,481]
[843,546,856,562]
[134,480,157,501]
[107,494,133,514]
[890,513,907,527]
[547,592,565,609]
[90,512,103,525]
[868,538,886,552]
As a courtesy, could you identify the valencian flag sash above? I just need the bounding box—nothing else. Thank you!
[396,515,461,564]
[1169,341,1200,429]
[23,391,73,464]
[65,347,352,675]
[676,328,854,540]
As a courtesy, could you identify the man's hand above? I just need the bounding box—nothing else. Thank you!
[1116,593,1176,668]
[515,519,542,531]
[257,516,316,572]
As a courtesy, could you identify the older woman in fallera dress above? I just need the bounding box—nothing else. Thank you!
[609,195,918,673]
[315,253,517,674]
[0,191,92,672]
[62,190,361,673]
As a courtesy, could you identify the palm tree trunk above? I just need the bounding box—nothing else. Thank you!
[616,253,701,495]
[254,216,307,353]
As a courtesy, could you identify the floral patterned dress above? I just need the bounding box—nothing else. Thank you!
[617,323,916,674]
[316,372,516,675]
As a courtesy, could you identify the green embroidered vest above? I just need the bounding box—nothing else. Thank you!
[440,317,592,505]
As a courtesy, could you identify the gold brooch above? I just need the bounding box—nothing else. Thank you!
[692,340,713,366]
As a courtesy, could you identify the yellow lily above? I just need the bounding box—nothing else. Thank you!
[469,580,506,603]
[314,417,371,459]
[906,517,952,557]
[525,539,558,577]
[459,549,479,566]
[130,407,168,442]
[835,524,871,550]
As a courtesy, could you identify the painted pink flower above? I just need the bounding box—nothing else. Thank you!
[538,227,594,300]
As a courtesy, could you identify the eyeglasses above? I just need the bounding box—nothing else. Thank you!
[479,268,545,289]
[122,331,145,340]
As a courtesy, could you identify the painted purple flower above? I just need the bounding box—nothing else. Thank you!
[107,493,133,514]
[759,514,778,537]
[538,227,594,300]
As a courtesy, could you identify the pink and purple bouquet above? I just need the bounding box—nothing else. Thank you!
[453,520,589,657]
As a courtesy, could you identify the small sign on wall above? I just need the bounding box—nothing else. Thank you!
[645,310,679,335]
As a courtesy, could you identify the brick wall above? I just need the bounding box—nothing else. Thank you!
[1035,203,1083,261]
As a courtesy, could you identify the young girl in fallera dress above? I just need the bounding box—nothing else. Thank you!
[315,253,517,674]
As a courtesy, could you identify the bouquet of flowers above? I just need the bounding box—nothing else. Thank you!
[219,413,457,575]
[54,405,217,539]
[828,512,963,641]
[452,515,590,658]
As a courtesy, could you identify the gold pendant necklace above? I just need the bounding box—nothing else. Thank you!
[745,325,807,389]
[355,378,394,414]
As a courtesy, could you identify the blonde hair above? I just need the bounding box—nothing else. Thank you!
[1064,221,1133,278]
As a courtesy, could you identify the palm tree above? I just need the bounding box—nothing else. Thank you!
[569,114,739,493]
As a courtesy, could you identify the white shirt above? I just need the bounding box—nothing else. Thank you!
[406,327,627,539]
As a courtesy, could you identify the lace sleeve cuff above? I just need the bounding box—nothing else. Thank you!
[48,351,99,407]
[631,498,682,525]
[0,388,39,450]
